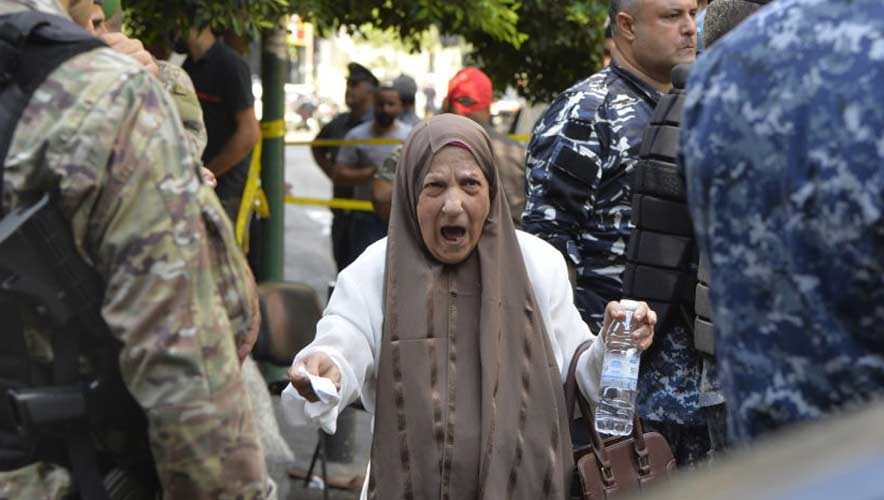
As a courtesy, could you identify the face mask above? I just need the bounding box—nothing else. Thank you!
[170,33,189,55]
[375,112,395,127]
[173,38,190,55]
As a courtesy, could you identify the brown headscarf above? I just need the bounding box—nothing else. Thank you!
[369,114,573,500]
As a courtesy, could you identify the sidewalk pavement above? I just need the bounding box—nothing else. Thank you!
[272,398,372,500]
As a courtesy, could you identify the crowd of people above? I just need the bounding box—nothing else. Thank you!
[0,0,882,499]
[293,0,884,493]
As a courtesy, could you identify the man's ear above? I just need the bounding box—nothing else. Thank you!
[616,11,638,42]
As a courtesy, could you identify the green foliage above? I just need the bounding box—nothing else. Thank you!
[293,0,608,104]
[124,0,289,47]
[123,0,607,103]
[290,0,525,50]
[467,0,609,103]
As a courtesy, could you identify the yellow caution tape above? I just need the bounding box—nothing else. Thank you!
[235,140,264,250]
[285,195,374,212]
[239,120,526,244]
[235,119,288,252]
[287,137,404,147]
[254,186,270,218]
[285,134,531,147]
[261,119,286,139]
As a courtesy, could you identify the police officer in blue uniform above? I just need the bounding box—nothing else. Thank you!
[682,0,884,443]
[525,0,705,463]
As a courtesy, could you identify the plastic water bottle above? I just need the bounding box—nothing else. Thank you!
[595,299,641,436]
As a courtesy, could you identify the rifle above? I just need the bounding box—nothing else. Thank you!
[0,194,153,499]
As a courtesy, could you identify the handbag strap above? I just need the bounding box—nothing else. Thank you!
[564,340,617,488]
[563,340,592,417]
[631,414,652,476]
[565,340,659,482]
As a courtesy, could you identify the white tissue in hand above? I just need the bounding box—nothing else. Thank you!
[297,366,340,405]
[280,366,341,434]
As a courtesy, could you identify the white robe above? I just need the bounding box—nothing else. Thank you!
[282,231,606,496]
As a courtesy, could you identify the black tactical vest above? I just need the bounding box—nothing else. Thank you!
[622,64,715,356]
[0,12,154,500]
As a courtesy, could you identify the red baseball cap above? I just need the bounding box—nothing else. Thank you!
[446,68,493,115]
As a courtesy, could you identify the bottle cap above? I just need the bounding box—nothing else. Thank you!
[619,299,640,311]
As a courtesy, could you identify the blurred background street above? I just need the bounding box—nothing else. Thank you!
[260,134,370,500]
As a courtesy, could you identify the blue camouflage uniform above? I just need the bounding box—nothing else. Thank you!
[524,62,661,330]
[525,62,708,461]
[681,0,884,443]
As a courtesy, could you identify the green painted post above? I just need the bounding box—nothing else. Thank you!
[258,22,287,282]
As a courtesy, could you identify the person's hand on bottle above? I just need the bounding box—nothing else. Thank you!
[601,301,656,351]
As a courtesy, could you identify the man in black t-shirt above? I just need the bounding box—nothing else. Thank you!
[182,25,260,222]
[311,62,377,270]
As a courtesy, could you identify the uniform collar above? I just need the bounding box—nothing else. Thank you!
[609,61,664,106]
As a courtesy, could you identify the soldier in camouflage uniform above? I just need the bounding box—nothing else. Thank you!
[524,0,709,463]
[0,0,271,498]
[681,0,884,443]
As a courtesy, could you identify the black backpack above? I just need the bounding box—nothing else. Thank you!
[0,11,154,500]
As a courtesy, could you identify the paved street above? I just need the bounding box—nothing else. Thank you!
[282,137,336,308]
[266,135,372,500]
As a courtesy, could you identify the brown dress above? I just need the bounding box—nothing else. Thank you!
[368,114,573,500]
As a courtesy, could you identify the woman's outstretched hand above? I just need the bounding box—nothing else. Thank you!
[288,352,342,402]
[601,301,656,351]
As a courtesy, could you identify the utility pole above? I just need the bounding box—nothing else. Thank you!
[258,19,287,282]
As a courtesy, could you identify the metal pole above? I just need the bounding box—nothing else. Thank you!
[258,21,287,282]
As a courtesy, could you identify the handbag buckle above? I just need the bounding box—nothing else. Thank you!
[634,443,652,475]
[600,464,616,485]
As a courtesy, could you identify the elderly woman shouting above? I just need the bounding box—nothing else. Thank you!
[286,114,655,500]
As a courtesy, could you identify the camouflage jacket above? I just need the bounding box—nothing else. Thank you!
[523,62,662,329]
[681,0,884,442]
[0,1,269,498]
[158,60,208,163]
